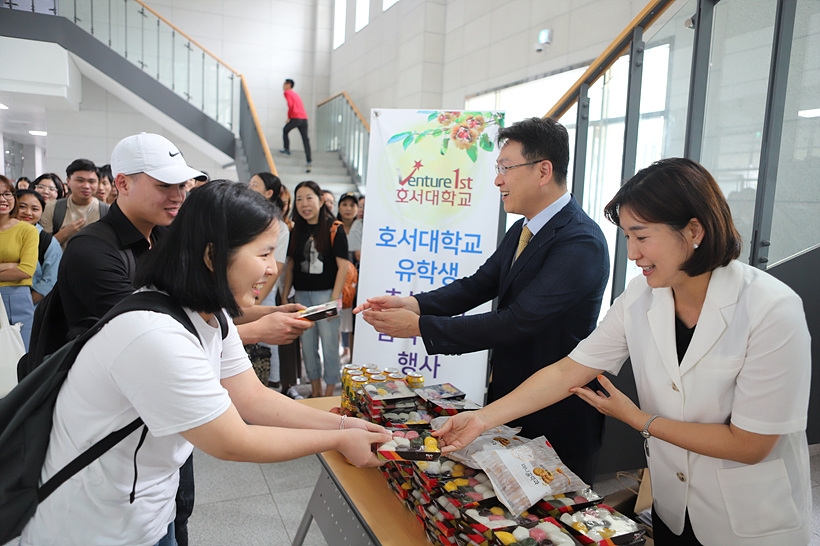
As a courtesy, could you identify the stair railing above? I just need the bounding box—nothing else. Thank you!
[316,91,369,191]
[4,0,275,176]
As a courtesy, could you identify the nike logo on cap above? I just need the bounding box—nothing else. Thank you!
[169,151,180,157]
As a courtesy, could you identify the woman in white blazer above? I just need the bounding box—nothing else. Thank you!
[435,158,812,545]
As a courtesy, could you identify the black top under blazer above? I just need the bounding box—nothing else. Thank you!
[415,196,610,458]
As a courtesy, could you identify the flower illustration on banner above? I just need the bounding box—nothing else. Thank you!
[387,111,505,162]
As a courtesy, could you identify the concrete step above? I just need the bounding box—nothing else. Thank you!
[270,149,358,197]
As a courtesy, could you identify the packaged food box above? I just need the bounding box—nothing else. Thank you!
[429,398,483,416]
[491,516,581,546]
[459,504,542,540]
[297,300,339,321]
[382,408,435,428]
[414,459,477,492]
[454,529,489,546]
[440,472,497,504]
[558,504,645,545]
[532,488,603,517]
[362,380,418,407]
[414,383,467,402]
[377,429,441,462]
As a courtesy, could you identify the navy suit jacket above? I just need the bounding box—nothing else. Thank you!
[415,196,610,458]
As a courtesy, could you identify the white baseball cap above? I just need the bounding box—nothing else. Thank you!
[110,132,205,184]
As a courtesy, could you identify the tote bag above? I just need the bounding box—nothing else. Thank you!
[0,300,25,397]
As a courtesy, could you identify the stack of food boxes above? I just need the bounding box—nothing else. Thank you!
[364,381,645,546]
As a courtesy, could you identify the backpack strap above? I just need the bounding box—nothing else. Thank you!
[52,199,68,234]
[329,220,342,245]
[36,291,201,504]
[37,231,53,266]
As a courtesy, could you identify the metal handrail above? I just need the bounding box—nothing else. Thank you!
[5,0,274,174]
[316,91,370,190]
[545,0,678,120]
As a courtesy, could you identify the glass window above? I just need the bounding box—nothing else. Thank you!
[355,0,369,32]
[700,0,778,261]
[383,0,399,11]
[334,0,347,49]
[769,0,820,265]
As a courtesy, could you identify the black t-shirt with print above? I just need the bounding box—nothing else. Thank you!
[290,224,348,291]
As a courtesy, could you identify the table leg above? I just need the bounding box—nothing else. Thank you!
[292,505,314,546]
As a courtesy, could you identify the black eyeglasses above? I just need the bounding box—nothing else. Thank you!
[35,184,58,193]
[0,192,14,201]
[494,159,547,176]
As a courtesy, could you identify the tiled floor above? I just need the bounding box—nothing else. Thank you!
[186,441,820,545]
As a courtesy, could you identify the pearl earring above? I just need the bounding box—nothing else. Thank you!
[693,243,699,249]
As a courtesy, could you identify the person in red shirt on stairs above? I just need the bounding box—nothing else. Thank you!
[279,79,313,173]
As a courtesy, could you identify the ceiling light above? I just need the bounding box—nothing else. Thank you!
[0,103,8,110]
[29,130,48,136]
[797,108,820,118]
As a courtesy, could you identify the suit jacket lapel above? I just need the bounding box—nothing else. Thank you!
[499,198,578,301]
[679,262,741,375]
[647,287,682,384]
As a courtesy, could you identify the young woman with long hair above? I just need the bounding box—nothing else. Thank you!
[281,181,350,398]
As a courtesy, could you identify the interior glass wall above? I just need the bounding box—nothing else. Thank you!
[769,0,820,265]
[700,0,778,261]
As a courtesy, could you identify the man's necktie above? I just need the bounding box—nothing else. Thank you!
[515,225,532,261]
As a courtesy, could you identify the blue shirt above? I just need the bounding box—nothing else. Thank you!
[522,191,571,237]
[32,223,63,300]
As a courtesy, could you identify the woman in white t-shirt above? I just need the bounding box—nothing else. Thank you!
[22,181,390,546]
[434,159,812,546]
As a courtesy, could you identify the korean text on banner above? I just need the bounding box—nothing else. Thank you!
[355,109,505,403]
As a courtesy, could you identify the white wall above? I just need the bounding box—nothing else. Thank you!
[45,76,237,181]
[144,0,333,154]
[330,0,650,116]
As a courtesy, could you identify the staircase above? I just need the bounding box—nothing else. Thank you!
[271,150,358,198]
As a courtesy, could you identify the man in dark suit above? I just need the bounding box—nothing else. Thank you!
[356,117,610,482]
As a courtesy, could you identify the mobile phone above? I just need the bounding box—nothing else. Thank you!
[298,300,340,321]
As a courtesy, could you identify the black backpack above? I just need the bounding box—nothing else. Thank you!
[0,290,227,543]
[18,220,137,381]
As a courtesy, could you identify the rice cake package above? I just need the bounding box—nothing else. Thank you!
[362,380,418,407]
[414,458,478,493]
[382,408,435,428]
[429,397,483,416]
[558,504,645,545]
[377,429,441,462]
[473,436,587,516]
[533,488,603,517]
[440,472,497,504]
[491,517,580,546]
[459,504,541,540]
[414,383,467,402]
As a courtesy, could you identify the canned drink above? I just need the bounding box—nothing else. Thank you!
[382,367,400,375]
[388,372,406,382]
[368,374,387,383]
[406,371,424,389]
[363,368,382,380]
[349,375,369,406]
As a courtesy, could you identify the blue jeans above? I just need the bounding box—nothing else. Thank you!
[154,522,177,546]
[0,285,34,352]
[295,289,341,386]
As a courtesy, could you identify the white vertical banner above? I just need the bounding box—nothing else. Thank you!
[355,109,505,403]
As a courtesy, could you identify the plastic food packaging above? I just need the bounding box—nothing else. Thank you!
[414,383,467,402]
[438,424,528,469]
[492,516,580,546]
[473,436,588,516]
[377,429,441,461]
[558,504,645,545]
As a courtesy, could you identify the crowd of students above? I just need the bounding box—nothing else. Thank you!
[4,133,384,546]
